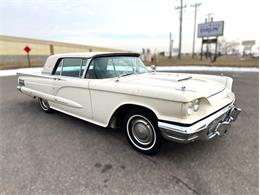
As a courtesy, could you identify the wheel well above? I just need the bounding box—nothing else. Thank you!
[108,104,157,129]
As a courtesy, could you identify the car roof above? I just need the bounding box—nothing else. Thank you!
[42,52,140,75]
[49,52,140,58]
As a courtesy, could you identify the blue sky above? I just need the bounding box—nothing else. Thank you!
[0,0,259,52]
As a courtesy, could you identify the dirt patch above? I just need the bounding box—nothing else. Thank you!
[145,56,259,67]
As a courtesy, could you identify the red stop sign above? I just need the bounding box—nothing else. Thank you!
[24,46,31,53]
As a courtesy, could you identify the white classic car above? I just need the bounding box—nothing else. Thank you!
[17,52,241,154]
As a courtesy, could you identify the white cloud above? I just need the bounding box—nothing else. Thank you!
[0,0,259,52]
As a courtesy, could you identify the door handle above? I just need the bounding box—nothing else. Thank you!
[53,77,61,81]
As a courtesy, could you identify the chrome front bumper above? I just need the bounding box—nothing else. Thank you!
[158,104,241,143]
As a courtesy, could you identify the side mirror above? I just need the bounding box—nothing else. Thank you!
[151,65,156,72]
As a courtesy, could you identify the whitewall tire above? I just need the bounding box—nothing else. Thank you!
[123,109,162,155]
[38,98,52,113]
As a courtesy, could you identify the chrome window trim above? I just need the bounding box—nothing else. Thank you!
[60,59,63,76]
[81,58,91,79]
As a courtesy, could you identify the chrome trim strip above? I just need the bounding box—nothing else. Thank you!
[18,86,83,108]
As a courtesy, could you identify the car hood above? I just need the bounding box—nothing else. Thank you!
[90,72,230,102]
[116,72,228,101]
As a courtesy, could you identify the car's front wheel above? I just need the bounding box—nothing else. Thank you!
[38,98,52,113]
[123,109,162,155]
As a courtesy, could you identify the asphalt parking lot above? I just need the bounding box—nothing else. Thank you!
[0,72,258,195]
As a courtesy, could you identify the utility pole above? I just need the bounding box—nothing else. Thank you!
[175,0,186,59]
[205,13,213,58]
[169,32,172,59]
[191,2,201,58]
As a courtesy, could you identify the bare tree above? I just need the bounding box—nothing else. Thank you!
[218,39,240,55]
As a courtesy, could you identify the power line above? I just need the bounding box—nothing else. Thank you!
[191,2,201,58]
[175,0,186,59]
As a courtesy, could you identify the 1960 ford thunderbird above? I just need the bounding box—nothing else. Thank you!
[17,52,241,154]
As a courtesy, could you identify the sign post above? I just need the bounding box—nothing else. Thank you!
[24,46,31,67]
[197,21,224,62]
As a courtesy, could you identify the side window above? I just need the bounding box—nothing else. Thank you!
[85,57,122,79]
[54,58,87,78]
[62,58,82,77]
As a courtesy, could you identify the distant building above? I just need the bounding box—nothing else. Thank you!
[0,35,126,68]
[164,48,178,57]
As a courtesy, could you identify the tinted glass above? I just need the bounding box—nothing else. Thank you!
[62,59,83,77]
[86,56,148,79]
[54,58,87,78]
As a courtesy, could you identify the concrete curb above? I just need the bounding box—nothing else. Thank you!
[154,66,259,72]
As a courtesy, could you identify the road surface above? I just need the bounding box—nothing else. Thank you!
[0,72,258,195]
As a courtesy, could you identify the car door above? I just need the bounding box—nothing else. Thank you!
[49,58,93,119]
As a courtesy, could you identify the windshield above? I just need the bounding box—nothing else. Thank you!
[86,56,148,79]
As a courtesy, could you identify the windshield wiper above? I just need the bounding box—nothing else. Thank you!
[120,72,135,77]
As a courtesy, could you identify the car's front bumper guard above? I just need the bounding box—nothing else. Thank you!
[158,104,241,143]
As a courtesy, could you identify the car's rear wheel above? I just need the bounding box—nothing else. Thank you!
[123,109,162,155]
[38,98,52,113]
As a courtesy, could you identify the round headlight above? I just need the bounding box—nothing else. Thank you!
[193,99,200,112]
[187,102,194,115]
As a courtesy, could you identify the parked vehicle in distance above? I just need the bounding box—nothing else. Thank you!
[17,52,241,154]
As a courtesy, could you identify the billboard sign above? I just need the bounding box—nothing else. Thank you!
[197,21,224,38]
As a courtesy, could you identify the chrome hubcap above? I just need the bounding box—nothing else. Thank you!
[130,118,154,145]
